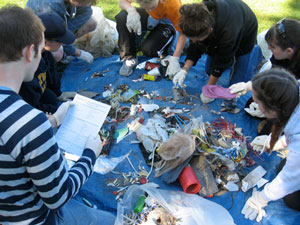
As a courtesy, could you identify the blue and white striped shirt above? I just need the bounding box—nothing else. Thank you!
[0,88,96,224]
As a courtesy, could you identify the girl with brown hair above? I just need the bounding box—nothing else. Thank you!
[242,68,300,222]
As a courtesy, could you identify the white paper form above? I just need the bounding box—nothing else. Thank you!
[56,94,111,157]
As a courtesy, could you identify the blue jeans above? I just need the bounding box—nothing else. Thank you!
[205,45,263,85]
[26,0,92,56]
[55,199,116,225]
[64,6,93,56]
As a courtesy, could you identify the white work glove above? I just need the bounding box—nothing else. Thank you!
[126,7,141,35]
[78,50,94,64]
[273,135,287,151]
[173,69,187,87]
[244,102,266,118]
[53,101,74,127]
[84,134,102,158]
[229,81,252,97]
[161,56,181,79]
[251,135,270,154]
[58,92,76,102]
[242,188,268,222]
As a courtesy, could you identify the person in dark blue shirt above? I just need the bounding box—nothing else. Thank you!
[19,12,76,113]
[26,0,97,64]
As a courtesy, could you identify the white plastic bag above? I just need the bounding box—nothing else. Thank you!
[115,183,235,225]
[74,6,118,58]
[257,30,272,60]
[136,115,169,153]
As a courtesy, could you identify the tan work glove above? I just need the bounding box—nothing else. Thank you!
[53,101,74,127]
[245,102,266,118]
[242,188,268,222]
[84,134,102,158]
[251,135,270,154]
[161,56,181,79]
[173,68,187,87]
[78,50,94,64]
[126,7,141,35]
[229,81,252,97]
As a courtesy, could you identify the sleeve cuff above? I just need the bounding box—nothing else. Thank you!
[211,68,223,77]
[82,148,96,165]
[261,187,273,202]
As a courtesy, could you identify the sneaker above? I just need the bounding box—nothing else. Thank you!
[119,58,138,76]
[200,93,215,104]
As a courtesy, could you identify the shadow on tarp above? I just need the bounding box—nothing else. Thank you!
[61,54,300,225]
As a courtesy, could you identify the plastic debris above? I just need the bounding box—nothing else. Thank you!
[242,165,267,192]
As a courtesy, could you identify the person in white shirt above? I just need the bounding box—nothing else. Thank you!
[242,68,300,222]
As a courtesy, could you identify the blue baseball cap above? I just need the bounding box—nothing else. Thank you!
[38,12,75,45]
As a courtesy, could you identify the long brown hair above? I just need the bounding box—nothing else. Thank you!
[265,19,300,72]
[252,68,299,151]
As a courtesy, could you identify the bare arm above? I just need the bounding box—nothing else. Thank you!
[173,32,186,58]
[208,75,219,85]
[181,59,194,73]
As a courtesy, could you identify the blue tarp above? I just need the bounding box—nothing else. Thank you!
[61,54,300,225]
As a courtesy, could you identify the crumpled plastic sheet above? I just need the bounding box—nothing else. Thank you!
[94,153,129,174]
[115,183,235,225]
[136,114,169,153]
[74,6,118,58]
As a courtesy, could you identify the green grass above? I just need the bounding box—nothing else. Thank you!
[244,0,300,32]
[1,0,300,33]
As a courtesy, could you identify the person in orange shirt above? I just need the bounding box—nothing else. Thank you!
[115,0,187,76]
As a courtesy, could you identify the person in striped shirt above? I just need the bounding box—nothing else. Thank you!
[0,5,115,225]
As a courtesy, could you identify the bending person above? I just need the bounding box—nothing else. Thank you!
[19,12,77,114]
[172,0,257,89]
[115,0,187,76]
[242,68,300,222]
[26,0,98,64]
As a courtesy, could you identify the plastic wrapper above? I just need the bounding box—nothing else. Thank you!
[114,183,235,225]
[155,132,196,177]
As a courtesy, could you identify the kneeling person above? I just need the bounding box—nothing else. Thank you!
[20,12,76,114]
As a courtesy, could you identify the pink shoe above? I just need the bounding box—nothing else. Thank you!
[202,85,236,99]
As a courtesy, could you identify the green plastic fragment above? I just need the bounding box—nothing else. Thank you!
[134,195,146,213]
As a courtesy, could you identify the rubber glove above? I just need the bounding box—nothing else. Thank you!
[53,101,74,127]
[78,50,94,64]
[251,135,270,154]
[242,188,268,222]
[165,56,181,78]
[244,102,266,118]
[173,69,187,87]
[229,81,252,96]
[58,92,76,102]
[84,134,102,158]
[126,7,141,35]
